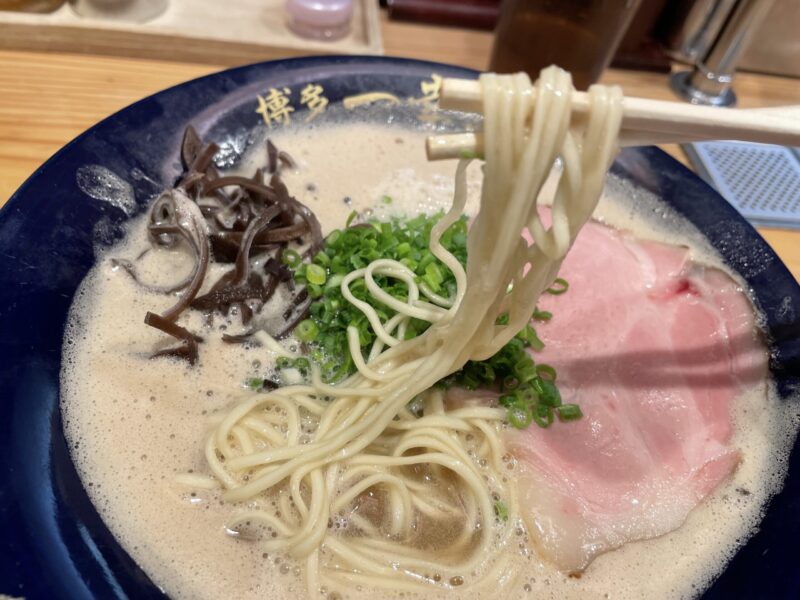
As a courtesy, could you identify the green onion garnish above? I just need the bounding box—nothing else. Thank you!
[546,277,569,295]
[534,378,561,408]
[536,364,557,381]
[281,249,301,268]
[514,358,537,384]
[306,283,323,298]
[508,405,533,429]
[313,252,331,267]
[381,195,393,204]
[293,357,310,374]
[325,229,341,247]
[532,403,554,428]
[494,500,509,522]
[295,319,319,342]
[422,262,444,293]
[306,264,327,286]
[556,404,583,421]
[284,211,581,429]
[246,377,263,390]
[294,212,467,383]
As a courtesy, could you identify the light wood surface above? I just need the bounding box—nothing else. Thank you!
[0,11,798,281]
[0,0,381,65]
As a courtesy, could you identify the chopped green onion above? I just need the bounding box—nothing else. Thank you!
[536,363,557,383]
[494,500,509,522]
[345,210,358,227]
[291,212,468,383]
[306,264,327,286]
[325,273,344,291]
[313,252,331,267]
[508,405,533,429]
[293,357,310,373]
[418,252,436,272]
[515,323,544,351]
[461,371,480,391]
[528,329,545,352]
[381,195,393,204]
[422,262,444,292]
[459,150,482,160]
[514,358,537,384]
[399,257,418,271]
[326,229,341,247]
[546,277,569,295]
[295,319,319,342]
[556,404,583,421]
[534,379,561,407]
[245,377,263,390]
[532,404,554,428]
[276,356,292,369]
[281,249,301,268]
[284,211,581,429]
[498,394,513,408]
[536,364,557,382]
[472,362,495,383]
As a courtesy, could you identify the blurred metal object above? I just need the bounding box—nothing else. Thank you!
[662,0,737,64]
[670,0,775,107]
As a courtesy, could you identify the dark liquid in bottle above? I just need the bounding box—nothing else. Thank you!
[490,0,641,90]
[0,0,63,11]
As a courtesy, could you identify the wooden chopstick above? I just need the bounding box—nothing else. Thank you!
[426,77,800,160]
[426,129,717,160]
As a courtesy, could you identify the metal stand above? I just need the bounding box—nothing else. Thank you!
[671,0,774,107]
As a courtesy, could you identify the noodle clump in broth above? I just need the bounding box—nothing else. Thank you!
[186,67,623,595]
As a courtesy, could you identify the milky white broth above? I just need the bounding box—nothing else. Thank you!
[61,122,798,600]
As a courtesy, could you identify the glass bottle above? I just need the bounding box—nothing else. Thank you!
[489,0,642,89]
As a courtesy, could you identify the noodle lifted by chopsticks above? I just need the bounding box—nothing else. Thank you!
[197,66,623,596]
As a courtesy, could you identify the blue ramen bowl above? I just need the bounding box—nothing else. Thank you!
[0,56,798,600]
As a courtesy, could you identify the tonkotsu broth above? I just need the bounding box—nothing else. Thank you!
[62,122,798,600]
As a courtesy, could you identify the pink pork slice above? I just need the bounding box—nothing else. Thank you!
[506,219,767,573]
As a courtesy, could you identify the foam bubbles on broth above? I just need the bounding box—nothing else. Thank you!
[61,122,799,600]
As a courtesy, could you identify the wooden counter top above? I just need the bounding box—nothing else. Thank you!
[0,12,798,280]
